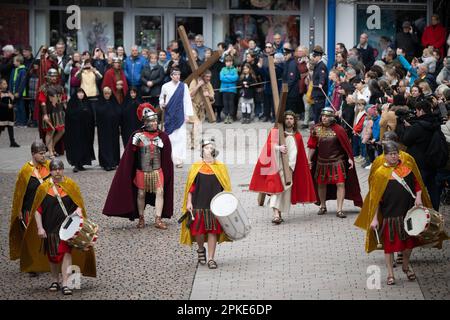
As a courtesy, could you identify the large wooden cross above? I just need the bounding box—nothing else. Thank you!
[178,25,220,122]
[258,55,292,206]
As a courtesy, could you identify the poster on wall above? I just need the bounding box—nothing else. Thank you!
[77,11,114,53]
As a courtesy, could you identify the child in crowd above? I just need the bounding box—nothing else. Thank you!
[238,63,256,124]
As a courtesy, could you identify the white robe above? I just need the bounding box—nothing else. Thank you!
[160,81,194,165]
[269,133,297,214]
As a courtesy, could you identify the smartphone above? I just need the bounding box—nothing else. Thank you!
[405,87,410,94]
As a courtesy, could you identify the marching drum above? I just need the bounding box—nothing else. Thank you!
[404,206,444,241]
[210,192,251,240]
[59,212,98,250]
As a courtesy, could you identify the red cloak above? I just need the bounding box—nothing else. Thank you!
[102,68,129,103]
[307,123,363,207]
[34,58,65,155]
[102,129,174,220]
[249,128,317,204]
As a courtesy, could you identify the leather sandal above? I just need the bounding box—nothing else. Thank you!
[197,247,207,265]
[403,268,416,281]
[155,217,168,230]
[207,259,218,269]
[317,207,327,215]
[61,286,73,295]
[137,216,145,229]
[336,211,347,218]
[387,276,395,285]
[272,216,282,224]
[48,282,60,292]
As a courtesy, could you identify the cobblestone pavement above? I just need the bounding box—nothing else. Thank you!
[0,123,449,299]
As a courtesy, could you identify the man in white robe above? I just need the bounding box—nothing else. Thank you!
[160,68,194,168]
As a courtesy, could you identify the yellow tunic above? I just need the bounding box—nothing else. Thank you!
[354,157,449,253]
[9,160,50,261]
[20,177,97,277]
[179,160,232,246]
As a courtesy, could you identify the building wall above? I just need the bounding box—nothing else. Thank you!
[336,1,356,49]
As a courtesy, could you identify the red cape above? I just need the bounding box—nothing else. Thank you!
[102,129,174,220]
[102,68,129,103]
[308,123,363,207]
[249,128,317,204]
[34,58,65,155]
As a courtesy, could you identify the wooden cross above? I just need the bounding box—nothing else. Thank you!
[258,56,292,206]
[178,25,220,122]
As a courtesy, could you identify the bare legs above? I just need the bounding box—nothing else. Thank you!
[317,183,346,217]
[196,234,218,267]
[137,188,166,229]
[45,129,65,157]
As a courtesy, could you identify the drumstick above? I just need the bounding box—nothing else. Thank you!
[374,228,383,249]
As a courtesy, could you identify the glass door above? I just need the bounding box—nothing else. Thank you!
[175,16,204,42]
[135,15,163,51]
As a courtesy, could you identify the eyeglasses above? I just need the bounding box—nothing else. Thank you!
[265,46,272,48]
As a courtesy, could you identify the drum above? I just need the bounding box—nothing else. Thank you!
[404,206,444,241]
[210,192,251,241]
[59,212,98,250]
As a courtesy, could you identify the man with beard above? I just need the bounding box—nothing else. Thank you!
[103,103,174,229]
[9,141,50,265]
[307,107,363,218]
[250,111,317,224]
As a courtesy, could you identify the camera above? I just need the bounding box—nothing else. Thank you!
[395,108,416,122]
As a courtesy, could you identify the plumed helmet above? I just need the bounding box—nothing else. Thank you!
[136,103,158,122]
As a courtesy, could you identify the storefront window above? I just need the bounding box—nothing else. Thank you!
[0,9,29,47]
[50,0,123,6]
[132,0,207,8]
[135,16,162,51]
[176,17,203,41]
[229,14,300,48]
[50,10,123,54]
[356,4,427,59]
[229,0,300,10]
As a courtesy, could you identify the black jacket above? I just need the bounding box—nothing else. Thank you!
[141,64,165,97]
[238,74,256,99]
[312,61,328,99]
[395,32,420,61]
[354,44,375,70]
[402,113,441,170]
[283,57,300,98]
[166,59,191,82]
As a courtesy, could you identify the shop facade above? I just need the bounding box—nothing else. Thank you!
[1,0,447,63]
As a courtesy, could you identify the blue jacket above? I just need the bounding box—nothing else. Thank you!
[9,65,27,97]
[398,55,418,86]
[372,115,381,141]
[219,66,239,93]
[124,55,148,87]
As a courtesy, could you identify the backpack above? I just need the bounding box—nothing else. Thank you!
[425,127,449,169]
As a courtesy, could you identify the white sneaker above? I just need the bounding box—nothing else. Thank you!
[364,164,372,169]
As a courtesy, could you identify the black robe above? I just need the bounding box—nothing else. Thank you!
[96,95,121,168]
[65,95,96,167]
[120,93,142,148]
